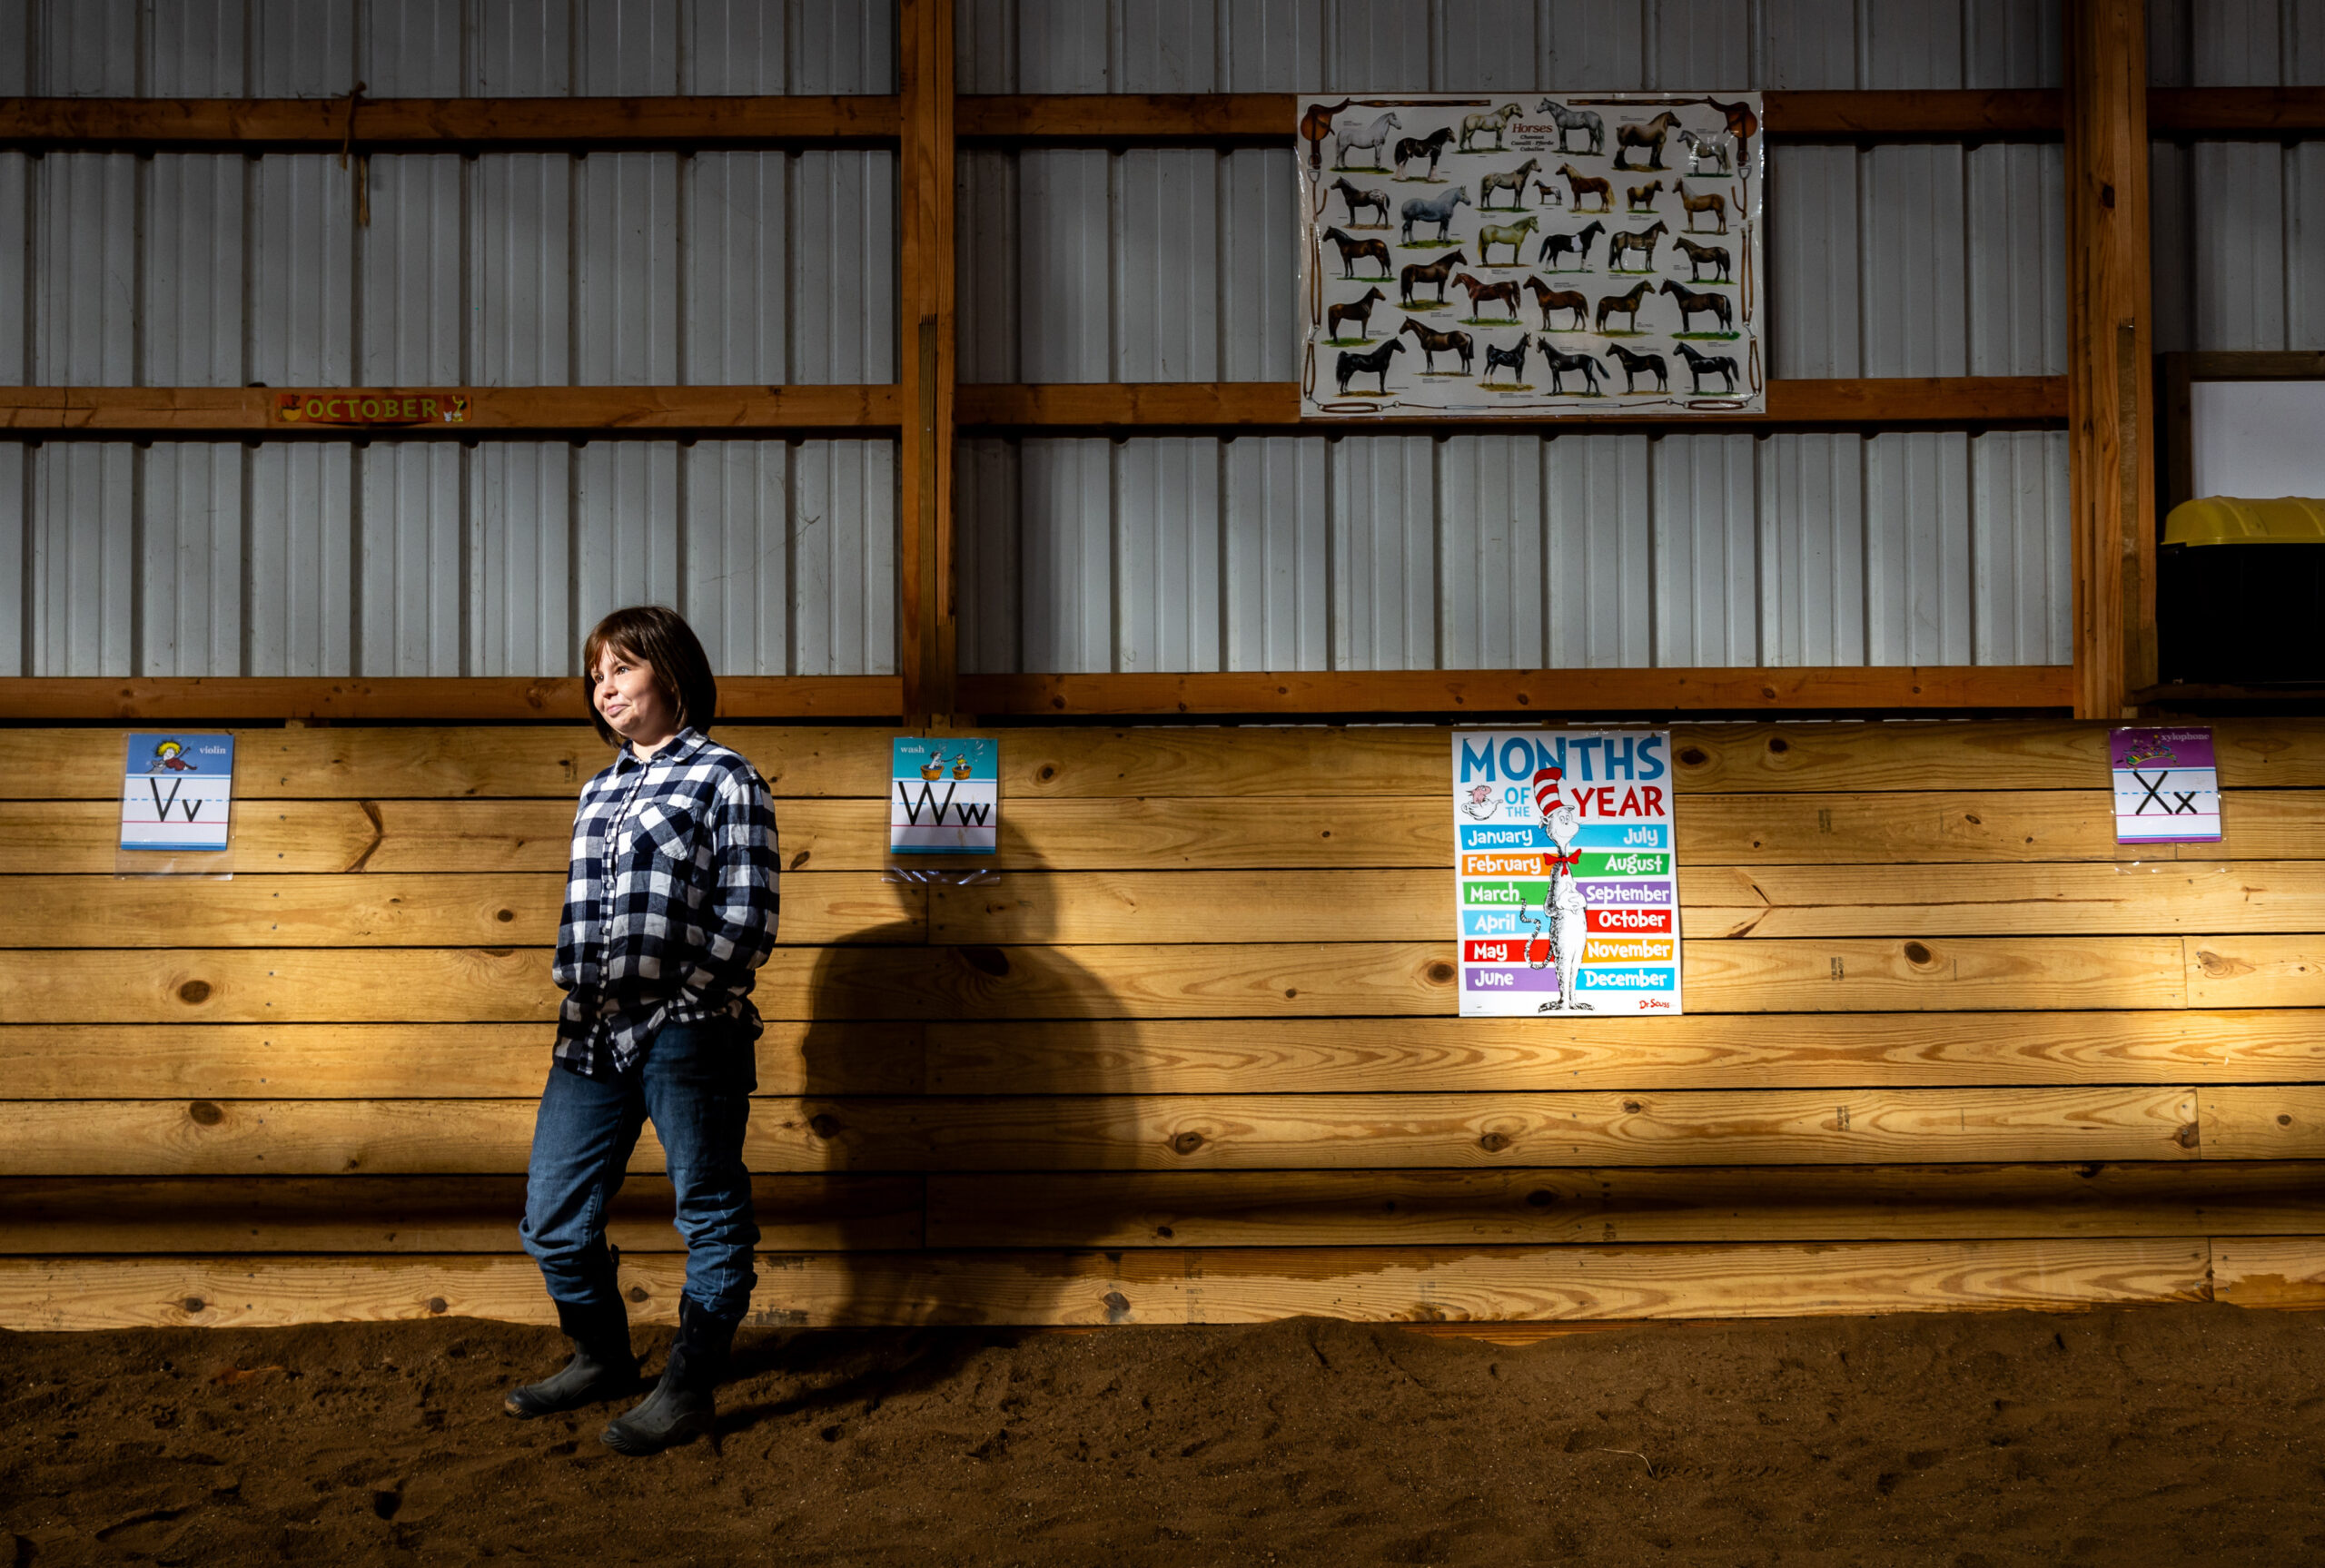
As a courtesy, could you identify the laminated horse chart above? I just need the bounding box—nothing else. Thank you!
[1300,92,1763,418]
[1453,729,1681,1017]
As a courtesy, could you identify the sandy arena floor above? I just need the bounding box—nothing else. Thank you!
[5,1304,2322,1565]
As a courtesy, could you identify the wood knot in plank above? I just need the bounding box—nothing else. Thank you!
[1425,962,1455,984]
[2174,1122,2201,1150]
[178,980,213,1005]
[1766,736,1790,755]
[188,1100,223,1126]
[1902,942,1934,966]
[1169,1130,1206,1156]
[1102,1290,1133,1323]
[807,1113,844,1140]
[2194,949,2250,978]
[1478,1131,1511,1153]
[426,1297,447,1315]
[959,945,1011,978]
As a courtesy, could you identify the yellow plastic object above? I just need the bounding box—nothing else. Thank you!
[2164,496,2325,547]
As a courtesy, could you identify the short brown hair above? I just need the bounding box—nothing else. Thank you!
[580,606,719,746]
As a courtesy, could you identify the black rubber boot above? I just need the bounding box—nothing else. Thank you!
[600,1297,737,1455]
[504,1297,638,1418]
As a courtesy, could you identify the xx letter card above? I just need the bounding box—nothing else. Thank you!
[120,734,234,851]
[2111,726,2221,843]
[1453,729,1680,1017]
[890,737,999,854]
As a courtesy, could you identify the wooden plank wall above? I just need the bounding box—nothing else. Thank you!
[7,720,2325,1331]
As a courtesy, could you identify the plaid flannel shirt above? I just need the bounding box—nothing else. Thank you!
[552,727,780,1079]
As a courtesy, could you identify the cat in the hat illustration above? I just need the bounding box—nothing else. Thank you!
[1527,767,1592,1011]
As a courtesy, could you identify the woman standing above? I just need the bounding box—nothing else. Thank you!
[504,606,779,1455]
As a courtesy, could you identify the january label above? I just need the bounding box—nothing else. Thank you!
[1453,729,1682,1017]
[120,733,235,852]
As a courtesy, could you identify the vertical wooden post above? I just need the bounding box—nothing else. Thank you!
[898,0,957,724]
[2065,0,2157,716]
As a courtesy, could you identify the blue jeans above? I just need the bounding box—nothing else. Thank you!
[519,1018,760,1324]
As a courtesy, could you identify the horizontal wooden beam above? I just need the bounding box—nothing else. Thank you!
[0,1238,2215,1328]
[1,88,2306,157]
[955,377,2066,431]
[0,383,900,437]
[0,94,901,148]
[956,91,2070,143]
[958,666,2074,716]
[2149,85,2325,135]
[0,675,902,722]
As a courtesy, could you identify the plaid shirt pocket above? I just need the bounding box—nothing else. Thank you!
[627,800,698,863]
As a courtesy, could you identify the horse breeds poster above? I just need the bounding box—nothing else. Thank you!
[1301,93,1763,419]
[1454,730,1682,1017]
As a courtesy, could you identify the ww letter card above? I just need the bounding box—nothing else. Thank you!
[120,734,235,851]
[890,736,999,854]
[1453,728,1680,1017]
[2111,725,2221,844]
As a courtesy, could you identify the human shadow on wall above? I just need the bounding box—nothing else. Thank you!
[727,828,1140,1420]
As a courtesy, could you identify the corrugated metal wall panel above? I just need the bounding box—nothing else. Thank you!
[790,152,897,383]
[476,0,574,95]
[1758,431,1866,666]
[145,156,247,388]
[1011,0,1109,92]
[1964,0,2062,87]
[2192,140,2288,350]
[1332,434,1436,670]
[1865,1,1963,87]
[955,437,1021,672]
[29,442,133,676]
[1222,0,1320,92]
[1014,150,1109,382]
[361,154,466,386]
[955,429,2043,675]
[35,154,134,386]
[576,153,679,384]
[0,442,20,675]
[1970,429,2072,666]
[1647,0,1752,88]
[1114,436,1222,671]
[1018,437,1112,673]
[1763,0,1857,87]
[1652,433,1760,666]
[575,440,680,634]
[1865,431,1972,665]
[471,153,571,386]
[1436,433,1543,669]
[1116,149,1219,382]
[1543,433,1653,667]
[1118,0,1219,94]
[786,0,896,93]
[1223,435,1329,670]
[150,0,247,96]
[1768,144,1860,378]
[956,151,1019,381]
[470,440,571,677]
[141,443,243,676]
[789,438,896,675]
[246,442,354,676]
[578,0,680,95]
[251,154,355,386]
[0,153,25,385]
[682,439,787,675]
[252,0,358,96]
[1220,150,1301,383]
[1433,3,1543,93]
[686,152,787,384]
[1327,2,1431,91]
[40,0,137,94]
[0,2,27,98]
[359,444,464,676]
[362,0,466,97]
[1861,145,1969,377]
[1964,143,2068,376]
